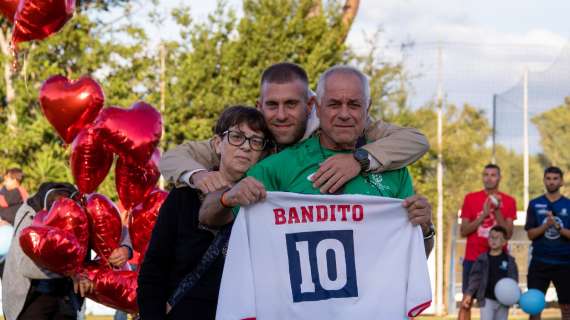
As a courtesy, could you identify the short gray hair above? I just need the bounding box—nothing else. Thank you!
[315,65,370,106]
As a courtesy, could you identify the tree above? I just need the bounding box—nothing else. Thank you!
[532,98,570,195]
[162,0,357,149]
[0,0,371,195]
[0,1,154,196]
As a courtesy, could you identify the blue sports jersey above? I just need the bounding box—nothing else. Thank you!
[525,195,570,264]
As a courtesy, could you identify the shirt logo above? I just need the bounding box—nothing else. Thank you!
[368,173,390,191]
[560,208,568,217]
[543,216,564,240]
[500,261,508,271]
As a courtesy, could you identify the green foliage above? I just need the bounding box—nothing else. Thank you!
[0,0,355,196]
[532,98,570,196]
[163,0,348,149]
[0,4,154,195]
[0,0,554,215]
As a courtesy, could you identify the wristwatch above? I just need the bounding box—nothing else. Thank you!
[353,148,371,172]
[422,223,435,240]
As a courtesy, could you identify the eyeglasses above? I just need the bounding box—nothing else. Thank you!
[223,130,268,151]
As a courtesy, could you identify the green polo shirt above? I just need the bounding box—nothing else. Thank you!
[246,135,414,198]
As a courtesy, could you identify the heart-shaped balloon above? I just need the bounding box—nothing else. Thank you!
[12,0,75,45]
[41,197,89,250]
[70,125,113,194]
[19,225,84,275]
[85,194,122,262]
[81,259,105,281]
[39,75,105,144]
[32,209,49,226]
[87,269,138,314]
[129,188,168,255]
[116,149,160,210]
[0,0,19,23]
[94,101,162,164]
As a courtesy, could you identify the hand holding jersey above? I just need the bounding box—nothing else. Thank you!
[217,193,432,319]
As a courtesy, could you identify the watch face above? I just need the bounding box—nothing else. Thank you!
[355,149,368,160]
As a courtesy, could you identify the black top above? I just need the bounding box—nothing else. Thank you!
[0,186,25,224]
[485,252,509,300]
[137,187,226,319]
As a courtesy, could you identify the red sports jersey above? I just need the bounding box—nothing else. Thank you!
[461,190,517,261]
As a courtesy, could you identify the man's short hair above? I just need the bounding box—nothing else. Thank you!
[259,62,309,98]
[544,166,563,178]
[490,225,508,239]
[484,163,501,176]
[315,65,371,106]
[5,168,24,183]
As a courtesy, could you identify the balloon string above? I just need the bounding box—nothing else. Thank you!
[94,229,113,267]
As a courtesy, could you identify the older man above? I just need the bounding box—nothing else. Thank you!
[160,62,429,195]
[200,65,434,254]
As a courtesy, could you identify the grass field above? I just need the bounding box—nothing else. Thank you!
[1,308,563,319]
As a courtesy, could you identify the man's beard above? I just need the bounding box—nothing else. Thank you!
[546,185,560,194]
[484,183,498,190]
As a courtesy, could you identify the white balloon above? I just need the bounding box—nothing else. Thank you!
[494,278,521,306]
[0,224,14,256]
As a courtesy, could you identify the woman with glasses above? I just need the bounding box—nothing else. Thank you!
[137,105,274,320]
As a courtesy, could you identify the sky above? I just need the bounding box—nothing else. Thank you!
[140,0,570,153]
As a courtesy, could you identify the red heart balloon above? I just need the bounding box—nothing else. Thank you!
[12,0,75,45]
[19,225,84,275]
[85,194,122,262]
[70,125,113,194]
[129,188,168,255]
[87,269,138,314]
[116,149,160,210]
[94,102,162,164]
[32,209,49,226]
[39,75,105,144]
[81,259,105,282]
[0,0,19,23]
[41,197,90,250]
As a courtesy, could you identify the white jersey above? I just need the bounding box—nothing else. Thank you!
[217,192,432,320]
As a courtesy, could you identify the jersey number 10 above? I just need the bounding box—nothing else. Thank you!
[285,230,358,302]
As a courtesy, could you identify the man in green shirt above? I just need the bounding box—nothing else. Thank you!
[200,65,434,254]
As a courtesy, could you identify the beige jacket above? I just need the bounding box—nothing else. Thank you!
[159,118,429,186]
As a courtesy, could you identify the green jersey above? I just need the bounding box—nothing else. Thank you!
[247,135,414,198]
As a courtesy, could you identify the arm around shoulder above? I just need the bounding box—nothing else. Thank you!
[159,139,220,186]
[362,120,429,172]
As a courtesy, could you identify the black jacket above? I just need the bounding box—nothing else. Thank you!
[0,187,26,224]
[466,252,519,306]
[137,187,226,319]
